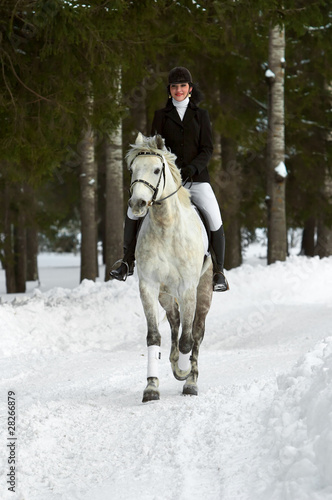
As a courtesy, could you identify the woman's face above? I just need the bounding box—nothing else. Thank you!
[170,83,192,101]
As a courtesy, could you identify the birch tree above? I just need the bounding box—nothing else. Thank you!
[103,68,124,281]
[79,91,98,282]
[266,24,288,264]
[104,123,124,281]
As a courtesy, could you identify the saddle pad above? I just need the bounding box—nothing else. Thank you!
[193,206,210,257]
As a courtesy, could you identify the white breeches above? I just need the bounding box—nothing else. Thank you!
[188,182,222,231]
[128,182,223,232]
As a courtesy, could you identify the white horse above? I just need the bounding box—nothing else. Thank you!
[127,133,213,402]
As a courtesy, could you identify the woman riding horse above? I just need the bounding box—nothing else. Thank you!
[127,133,214,401]
[110,66,229,292]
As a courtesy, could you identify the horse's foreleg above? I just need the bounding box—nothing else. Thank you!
[143,344,161,403]
[140,281,161,403]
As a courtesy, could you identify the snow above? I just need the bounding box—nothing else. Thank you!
[275,161,288,179]
[1,238,332,500]
[265,69,275,79]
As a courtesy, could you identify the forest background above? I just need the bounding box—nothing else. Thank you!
[0,0,331,293]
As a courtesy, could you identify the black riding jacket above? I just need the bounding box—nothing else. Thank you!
[151,100,213,184]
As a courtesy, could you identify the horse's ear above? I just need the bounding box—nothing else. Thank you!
[135,132,145,145]
[155,134,165,150]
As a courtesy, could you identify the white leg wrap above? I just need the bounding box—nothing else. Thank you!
[178,351,191,372]
[147,345,161,378]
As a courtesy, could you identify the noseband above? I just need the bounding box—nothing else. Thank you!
[130,151,181,207]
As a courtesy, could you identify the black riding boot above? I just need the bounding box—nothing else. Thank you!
[210,225,229,292]
[109,216,138,281]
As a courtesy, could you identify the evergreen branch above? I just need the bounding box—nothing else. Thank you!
[276,7,307,16]
[2,48,53,103]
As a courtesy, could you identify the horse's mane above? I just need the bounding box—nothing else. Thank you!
[126,134,191,208]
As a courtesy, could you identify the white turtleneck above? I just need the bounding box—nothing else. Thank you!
[172,96,189,121]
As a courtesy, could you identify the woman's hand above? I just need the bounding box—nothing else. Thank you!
[181,165,196,181]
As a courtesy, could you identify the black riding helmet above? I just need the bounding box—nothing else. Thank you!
[168,67,193,85]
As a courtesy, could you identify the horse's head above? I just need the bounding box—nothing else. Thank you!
[127,133,166,217]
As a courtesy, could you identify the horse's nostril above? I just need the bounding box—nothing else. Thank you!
[139,200,146,208]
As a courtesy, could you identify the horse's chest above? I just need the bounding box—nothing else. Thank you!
[136,228,200,287]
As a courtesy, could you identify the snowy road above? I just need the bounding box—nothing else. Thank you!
[1,252,332,499]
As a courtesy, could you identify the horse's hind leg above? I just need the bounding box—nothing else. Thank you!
[158,292,180,375]
[140,281,162,403]
[160,287,196,381]
[183,262,213,396]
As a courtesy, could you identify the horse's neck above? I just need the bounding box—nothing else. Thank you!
[150,170,182,227]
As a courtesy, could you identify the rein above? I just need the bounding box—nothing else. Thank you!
[130,151,182,207]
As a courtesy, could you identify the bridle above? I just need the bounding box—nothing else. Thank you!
[129,151,182,207]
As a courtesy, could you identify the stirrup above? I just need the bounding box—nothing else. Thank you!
[109,259,130,282]
[213,271,229,292]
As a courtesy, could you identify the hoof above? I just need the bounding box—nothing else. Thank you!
[142,377,160,403]
[142,390,160,403]
[183,382,198,396]
[172,362,191,381]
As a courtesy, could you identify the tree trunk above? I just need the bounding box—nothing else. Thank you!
[104,123,124,281]
[266,24,288,265]
[315,171,332,257]
[1,182,28,293]
[26,226,39,281]
[13,209,26,293]
[25,185,39,281]
[221,137,242,269]
[104,70,124,281]
[316,220,332,257]
[301,217,315,256]
[131,90,148,135]
[2,184,16,293]
[79,93,98,282]
[315,80,332,258]
[98,140,107,265]
[213,135,242,269]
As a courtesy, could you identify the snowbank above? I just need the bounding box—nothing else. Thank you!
[259,338,332,500]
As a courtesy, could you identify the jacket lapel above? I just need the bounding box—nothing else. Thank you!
[166,107,183,126]
[182,106,196,125]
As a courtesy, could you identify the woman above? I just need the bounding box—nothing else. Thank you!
[110,66,229,292]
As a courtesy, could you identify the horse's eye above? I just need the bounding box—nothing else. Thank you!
[154,168,160,175]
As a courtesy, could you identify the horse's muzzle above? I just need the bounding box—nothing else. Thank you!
[128,197,148,217]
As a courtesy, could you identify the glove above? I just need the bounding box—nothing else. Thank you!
[181,165,197,181]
